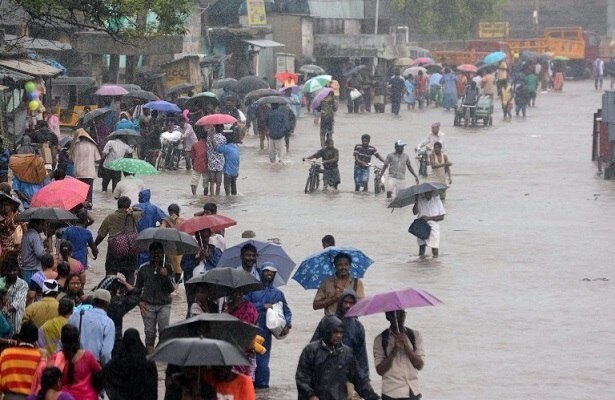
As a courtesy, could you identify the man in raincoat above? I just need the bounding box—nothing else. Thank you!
[133,189,166,266]
[244,262,292,389]
[296,316,380,400]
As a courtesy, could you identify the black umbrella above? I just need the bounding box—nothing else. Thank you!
[78,108,113,127]
[425,63,443,74]
[166,83,195,96]
[477,63,497,74]
[187,267,262,298]
[236,76,269,96]
[388,183,448,209]
[159,313,259,350]
[59,136,72,149]
[186,92,220,109]
[123,90,158,102]
[107,129,143,145]
[148,337,250,367]
[118,84,142,93]
[254,96,290,106]
[244,88,280,104]
[15,207,78,222]
[344,65,368,77]
[135,227,200,255]
[212,78,238,91]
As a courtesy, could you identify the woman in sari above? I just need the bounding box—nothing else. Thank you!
[440,68,458,110]
[225,288,258,381]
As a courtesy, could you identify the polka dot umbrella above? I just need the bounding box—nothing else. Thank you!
[107,158,158,175]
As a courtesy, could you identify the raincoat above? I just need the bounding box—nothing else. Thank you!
[310,289,369,377]
[296,316,379,400]
[440,72,458,109]
[133,189,166,266]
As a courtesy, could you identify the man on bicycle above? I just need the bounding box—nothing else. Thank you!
[353,134,384,192]
[303,139,340,190]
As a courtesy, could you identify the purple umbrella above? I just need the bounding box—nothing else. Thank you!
[345,287,442,317]
[310,87,334,111]
[95,85,129,96]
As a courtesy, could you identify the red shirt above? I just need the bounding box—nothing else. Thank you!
[190,140,207,173]
[0,346,42,395]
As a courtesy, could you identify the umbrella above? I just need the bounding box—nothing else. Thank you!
[175,96,190,109]
[176,214,237,235]
[159,313,259,350]
[95,85,129,96]
[388,182,448,209]
[119,84,141,93]
[143,100,181,113]
[217,239,296,287]
[279,85,301,94]
[457,64,478,73]
[59,136,72,149]
[345,287,443,317]
[310,87,334,110]
[212,78,238,91]
[484,51,506,64]
[274,71,298,83]
[344,65,368,77]
[412,57,435,66]
[135,227,200,255]
[186,92,219,109]
[303,74,332,93]
[149,337,250,367]
[553,55,570,61]
[78,108,113,127]
[300,64,325,75]
[107,129,142,145]
[292,246,374,290]
[196,114,237,126]
[30,177,89,210]
[166,83,195,96]
[402,66,426,77]
[477,63,497,74]
[186,267,262,298]
[16,207,77,222]
[425,63,443,74]
[393,57,414,66]
[254,96,290,106]
[107,158,158,175]
[236,76,269,96]
[123,90,158,102]
[244,88,281,104]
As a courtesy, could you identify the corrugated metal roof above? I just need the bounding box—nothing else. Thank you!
[308,0,364,19]
[51,77,96,86]
[4,34,72,51]
[0,59,62,77]
[243,39,285,48]
[0,65,34,82]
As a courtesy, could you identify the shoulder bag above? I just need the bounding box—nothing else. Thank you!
[108,214,139,257]
[408,218,431,240]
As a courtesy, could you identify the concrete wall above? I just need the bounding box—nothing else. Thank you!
[269,14,304,56]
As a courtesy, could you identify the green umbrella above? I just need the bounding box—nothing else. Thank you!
[107,158,158,175]
[303,74,332,93]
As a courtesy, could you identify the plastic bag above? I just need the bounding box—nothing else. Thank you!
[349,88,362,100]
[266,301,286,339]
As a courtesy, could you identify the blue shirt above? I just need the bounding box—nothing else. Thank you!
[216,143,240,177]
[68,307,115,365]
[265,108,290,140]
[245,283,292,331]
[12,176,49,209]
[62,226,93,267]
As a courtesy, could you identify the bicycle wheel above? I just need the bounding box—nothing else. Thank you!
[374,172,381,194]
[314,172,320,191]
[304,172,312,193]
[156,148,165,171]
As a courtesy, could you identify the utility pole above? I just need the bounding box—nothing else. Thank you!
[608,0,615,44]
[533,0,539,37]
[375,0,380,34]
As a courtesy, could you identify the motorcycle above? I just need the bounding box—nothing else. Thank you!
[156,130,182,171]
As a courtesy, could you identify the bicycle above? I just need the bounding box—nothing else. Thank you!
[304,160,323,193]
[370,164,385,195]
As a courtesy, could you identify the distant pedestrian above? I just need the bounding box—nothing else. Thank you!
[101,136,132,192]
[381,141,419,199]
[112,172,145,204]
[189,128,208,196]
[514,81,529,117]
[316,91,337,148]
[524,70,539,107]
[69,129,101,204]
[412,191,446,257]
[388,69,405,115]
[266,104,290,163]
[501,82,513,119]
[217,138,240,195]
[133,189,166,266]
[593,57,604,90]
[206,125,226,196]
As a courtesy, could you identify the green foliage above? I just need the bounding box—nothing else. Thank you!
[11,0,191,40]
[391,0,505,39]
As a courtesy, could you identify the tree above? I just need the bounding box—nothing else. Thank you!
[2,0,191,40]
[391,0,506,39]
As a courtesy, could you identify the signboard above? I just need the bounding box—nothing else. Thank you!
[247,0,267,26]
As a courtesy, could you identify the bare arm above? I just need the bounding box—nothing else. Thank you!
[406,159,419,182]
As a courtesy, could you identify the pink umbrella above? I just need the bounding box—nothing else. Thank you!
[457,64,478,73]
[310,87,334,111]
[345,287,442,317]
[196,114,238,126]
[95,85,129,96]
[412,57,435,66]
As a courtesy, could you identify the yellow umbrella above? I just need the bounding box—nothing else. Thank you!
[394,57,414,66]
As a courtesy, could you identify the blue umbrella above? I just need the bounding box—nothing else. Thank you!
[143,100,181,113]
[292,246,374,290]
[483,51,506,64]
[217,240,295,287]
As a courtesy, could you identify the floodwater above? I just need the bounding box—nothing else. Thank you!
[83,80,615,399]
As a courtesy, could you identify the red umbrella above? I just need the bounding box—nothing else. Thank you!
[30,177,89,210]
[176,215,237,235]
[196,114,238,126]
[412,57,435,66]
[275,71,298,83]
[457,64,478,73]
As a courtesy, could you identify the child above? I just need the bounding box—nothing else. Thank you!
[189,128,208,196]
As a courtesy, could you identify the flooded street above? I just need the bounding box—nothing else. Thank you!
[85,80,615,399]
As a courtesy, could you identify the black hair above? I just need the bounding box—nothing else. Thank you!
[37,366,63,400]
[149,241,164,251]
[203,202,217,214]
[57,261,70,278]
[61,324,81,384]
[41,253,55,270]
[240,243,257,256]
[19,321,39,343]
[361,134,370,141]
[168,203,180,215]
[58,298,75,316]
[1,255,19,271]
[117,196,131,209]
[321,234,335,247]
[333,252,351,266]
[52,169,66,180]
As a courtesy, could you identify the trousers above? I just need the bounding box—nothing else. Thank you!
[269,138,284,163]
[141,303,171,347]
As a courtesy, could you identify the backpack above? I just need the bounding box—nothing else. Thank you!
[381,327,416,357]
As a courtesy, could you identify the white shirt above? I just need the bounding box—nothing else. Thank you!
[102,139,133,167]
[113,175,145,204]
[418,132,446,152]
[416,195,446,218]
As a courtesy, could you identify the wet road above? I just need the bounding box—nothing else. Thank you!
[84,81,615,399]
